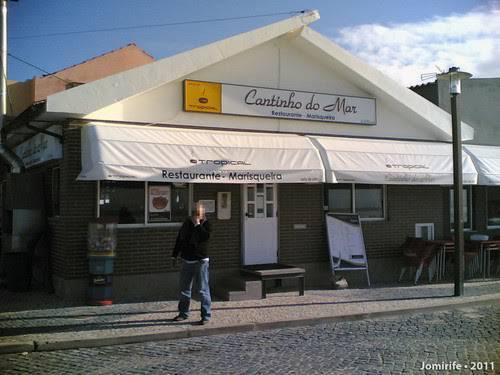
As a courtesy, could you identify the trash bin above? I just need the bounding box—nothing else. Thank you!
[87,222,116,305]
[88,256,114,274]
[88,275,113,306]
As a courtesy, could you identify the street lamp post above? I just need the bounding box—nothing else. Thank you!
[437,67,472,297]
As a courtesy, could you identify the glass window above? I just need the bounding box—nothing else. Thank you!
[326,184,384,219]
[147,182,189,223]
[266,203,274,218]
[256,194,265,217]
[487,187,500,227]
[99,181,145,224]
[247,186,255,202]
[327,184,352,213]
[449,187,472,230]
[99,181,190,225]
[266,186,274,201]
[170,184,190,223]
[247,203,255,218]
[355,184,384,219]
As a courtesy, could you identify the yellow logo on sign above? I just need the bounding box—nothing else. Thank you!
[184,80,222,113]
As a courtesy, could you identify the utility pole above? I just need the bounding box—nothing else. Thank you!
[1,0,8,129]
[0,0,23,173]
[437,67,472,297]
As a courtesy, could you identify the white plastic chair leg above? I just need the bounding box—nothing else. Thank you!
[415,262,424,285]
[428,257,436,282]
[399,267,406,282]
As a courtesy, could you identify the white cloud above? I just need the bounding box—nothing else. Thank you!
[334,4,500,87]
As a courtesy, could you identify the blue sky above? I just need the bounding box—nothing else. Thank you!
[8,0,499,86]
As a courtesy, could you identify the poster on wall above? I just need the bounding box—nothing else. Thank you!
[148,185,171,222]
[217,192,231,220]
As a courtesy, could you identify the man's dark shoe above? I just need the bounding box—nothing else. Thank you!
[173,315,188,322]
[200,318,210,325]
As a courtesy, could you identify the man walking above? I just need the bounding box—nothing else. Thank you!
[172,203,212,324]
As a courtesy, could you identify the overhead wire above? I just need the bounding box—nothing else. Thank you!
[7,10,307,84]
[8,53,73,84]
[10,10,305,40]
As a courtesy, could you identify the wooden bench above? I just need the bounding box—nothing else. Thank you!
[241,264,305,298]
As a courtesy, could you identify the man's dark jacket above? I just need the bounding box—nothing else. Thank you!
[172,218,211,261]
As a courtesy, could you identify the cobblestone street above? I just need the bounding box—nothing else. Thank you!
[1,301,498,374]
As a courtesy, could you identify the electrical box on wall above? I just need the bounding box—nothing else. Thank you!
[217,192,231,220]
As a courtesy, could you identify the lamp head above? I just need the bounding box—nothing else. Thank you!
[437,67,472,95]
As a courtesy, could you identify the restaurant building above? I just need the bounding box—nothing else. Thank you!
[2,11,499,300]
[411,78,500,246]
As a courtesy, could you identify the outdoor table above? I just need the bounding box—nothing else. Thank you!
[425,240,454,282]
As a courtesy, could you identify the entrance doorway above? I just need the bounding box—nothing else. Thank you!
[242,184,278,265]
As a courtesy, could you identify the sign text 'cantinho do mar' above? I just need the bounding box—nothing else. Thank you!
[183,80,376,125]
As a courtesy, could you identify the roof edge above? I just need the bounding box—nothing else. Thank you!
[299,27,475,141]
[46,10,320,116]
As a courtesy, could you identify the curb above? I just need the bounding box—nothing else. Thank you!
[254,296,500,331]
[33,323,257,352]
[0,341,34,355]
[1,294,499,354]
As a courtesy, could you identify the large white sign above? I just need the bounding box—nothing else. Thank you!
[15,125,62,168]
[325,213,368,267]
[223,85,376,125]
[184,80,377,125]
[325,213,370,285]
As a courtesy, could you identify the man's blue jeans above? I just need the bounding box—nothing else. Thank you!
[178,259,212,320]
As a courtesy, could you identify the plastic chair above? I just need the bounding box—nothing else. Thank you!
[464,241,481,279]
[399,237,437,284]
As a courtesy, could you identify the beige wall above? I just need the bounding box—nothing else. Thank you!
[7,80,33,117]
[8,44,154,117]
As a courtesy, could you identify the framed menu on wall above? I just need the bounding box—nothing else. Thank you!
[148,184,171,222]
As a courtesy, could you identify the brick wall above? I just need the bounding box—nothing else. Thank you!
[279,184,327,264]
[55,126,243,280]
[114,227,178,275]
[278,184,447,265]
[363,185,446,258]
[51,126,481,289]
[59,126,96,279]
[193,184,241,270]
[111,184,241,276]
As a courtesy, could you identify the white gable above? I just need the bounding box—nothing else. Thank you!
[45,10,473,142]
[87,38,442,140]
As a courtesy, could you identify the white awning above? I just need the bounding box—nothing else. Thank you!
[464,145,500,185]
[78,124,325,183]
[308,136,478,185]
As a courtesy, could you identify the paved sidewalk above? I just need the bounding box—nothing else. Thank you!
[1,280,499,354]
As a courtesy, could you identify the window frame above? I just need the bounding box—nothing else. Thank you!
[325,183,386,221]
[96,181,192,228]
[486,186,500,229]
